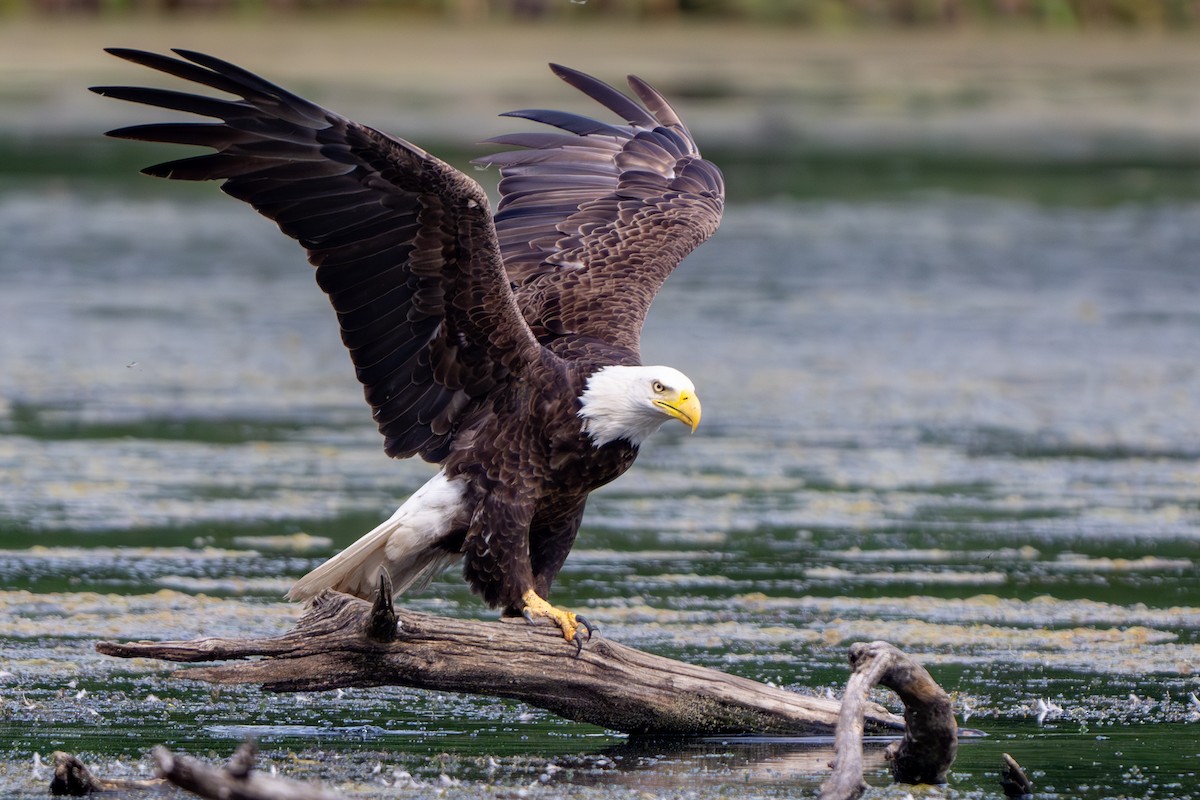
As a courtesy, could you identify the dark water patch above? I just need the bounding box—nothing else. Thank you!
[0,514,378,549]
[4,401,309,445]
[895,479,997,497]
[920,424,1200,461]
[908,501,1075,524]
[10,135,1200,208]
[974,435,1199,462]
[0,135,180,187]
[0,512,395,597]
[712,151,1200,206]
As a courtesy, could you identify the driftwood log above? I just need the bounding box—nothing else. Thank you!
[84,588,967,799]
[97,587,906,736]
[819,641,959,800]
[153,740,343,800]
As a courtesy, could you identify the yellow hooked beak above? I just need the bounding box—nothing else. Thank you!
[655,390,701,433]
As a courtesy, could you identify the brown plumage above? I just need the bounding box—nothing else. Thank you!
[92,50,723,645]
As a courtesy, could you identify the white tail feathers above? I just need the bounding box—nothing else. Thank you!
[287,471,466,603]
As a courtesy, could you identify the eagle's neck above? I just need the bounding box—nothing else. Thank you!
[577,365,670,448]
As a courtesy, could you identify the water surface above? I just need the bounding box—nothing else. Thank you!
[1,168,1197,798]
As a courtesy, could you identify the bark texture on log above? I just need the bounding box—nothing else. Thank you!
[96,589,904,737]
[819,641,958,800]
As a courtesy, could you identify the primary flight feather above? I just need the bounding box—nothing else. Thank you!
[92,49,724,647]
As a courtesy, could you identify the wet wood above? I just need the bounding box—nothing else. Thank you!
[819,641,958,800]
[96,587,904,737]
[1000,752,1035,798]
[875,641,958,784]
[50,752,164,795]
[154,740,343,800]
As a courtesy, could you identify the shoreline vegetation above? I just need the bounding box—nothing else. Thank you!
[1,11,1198,201]
[5,0,1200,30]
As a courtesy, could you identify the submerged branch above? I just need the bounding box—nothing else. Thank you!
[50,752,164,796]
[1001,752,1035,798]
[819,641,958,800]
[153,740,343,800]
[97,589,904,737]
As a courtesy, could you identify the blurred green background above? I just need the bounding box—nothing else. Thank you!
[3,1,1200,205]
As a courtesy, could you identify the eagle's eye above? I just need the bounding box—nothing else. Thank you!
[651,380,667,394]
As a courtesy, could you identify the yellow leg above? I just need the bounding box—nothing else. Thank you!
[520,589,596,648]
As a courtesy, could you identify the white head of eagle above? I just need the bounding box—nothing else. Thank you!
[577,365,701,447]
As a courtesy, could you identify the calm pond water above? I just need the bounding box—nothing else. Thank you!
[1,157,1198,799]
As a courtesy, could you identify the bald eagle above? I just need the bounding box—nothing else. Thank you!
[93,50,724,647]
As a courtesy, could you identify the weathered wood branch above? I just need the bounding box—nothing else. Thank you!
[877,643,958,784]
[96,589,904,736]
[1000,752,1035,798]
[50,752,164,795]
[153,740,342,800]
[51,745,338,800]
[819,641,958,800]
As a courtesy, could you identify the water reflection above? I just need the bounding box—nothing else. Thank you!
[582,736,892,791]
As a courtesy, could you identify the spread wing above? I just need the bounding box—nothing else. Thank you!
[475,64,724,355]
[91,48,544,463]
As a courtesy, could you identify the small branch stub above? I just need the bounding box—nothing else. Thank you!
[365,572,399,643]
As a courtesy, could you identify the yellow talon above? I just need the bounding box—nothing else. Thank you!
[520,589,595,647]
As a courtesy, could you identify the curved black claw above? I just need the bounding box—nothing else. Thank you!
[522,609,536,625]
[576,614,597,642]
[569,615,598,658]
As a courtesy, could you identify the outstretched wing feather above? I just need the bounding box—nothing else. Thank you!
[546,63,658,126]
[499,109,628,138]
[94,48,544,462]
[478,69,724,353]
